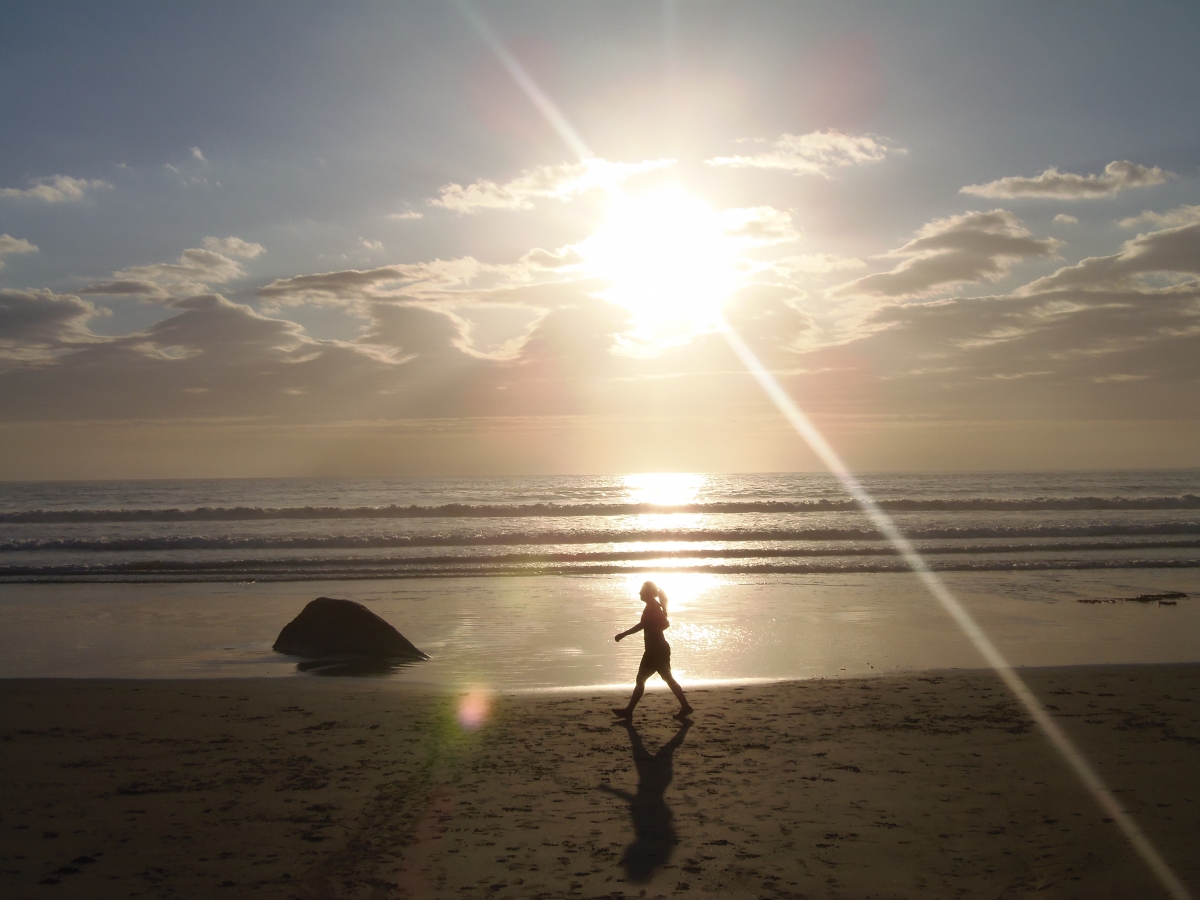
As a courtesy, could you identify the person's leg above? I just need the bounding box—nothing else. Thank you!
[613,674,646,718]
[615,657,654,717]
[662,667,693,716]
[628,677,646,710]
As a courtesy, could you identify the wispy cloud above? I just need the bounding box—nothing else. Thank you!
[202,236,264,258]
[776,254,866,275]
[706,130,897,177]
[1053,214,1079,225]
[0,235,38,269]
[432,157,675,213]
[0,174,111,203]
[1118,204,1200,229]
[961,160,1171,199]
[831,209,1059,300]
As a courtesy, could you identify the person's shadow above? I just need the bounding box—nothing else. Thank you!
[599,718,692,883]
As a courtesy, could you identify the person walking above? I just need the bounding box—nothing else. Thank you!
[612,581,693,719]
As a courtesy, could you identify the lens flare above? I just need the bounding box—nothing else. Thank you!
[457,688,493,731]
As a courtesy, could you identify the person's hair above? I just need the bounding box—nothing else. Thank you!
[640,580,668,615]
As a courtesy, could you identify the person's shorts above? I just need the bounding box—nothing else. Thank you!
[637,648,672,680]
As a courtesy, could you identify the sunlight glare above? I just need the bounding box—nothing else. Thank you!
[580,186,741,345]
[620,571,721,616]
[622,471,706,507]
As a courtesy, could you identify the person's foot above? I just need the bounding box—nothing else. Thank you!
[612,707,633,719]
[674,705,695,719]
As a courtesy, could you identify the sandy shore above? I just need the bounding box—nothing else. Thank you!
[1,667,1197,899]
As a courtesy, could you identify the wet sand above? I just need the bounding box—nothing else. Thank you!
[1,666,1197,899]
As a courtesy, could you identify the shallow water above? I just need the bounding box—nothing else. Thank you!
[3,570,1198,689]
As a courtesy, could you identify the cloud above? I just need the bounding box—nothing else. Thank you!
[724,285,817,354]
[78,280,172,301]
[359,301,471,359]
[1118,204,1200,229]
[719,206,802,247]
[431,157,675,212]
[258,259,492,308]
[1018,219,1200,294]
[81,238,263,301]
[0,289,496,424]
[1053,214,1079,225]
[831,210,1059,300]
[133,294,312,361]
[832,283,1200,419]
[0,174,111,203]
[388,210,424,220]
[191,147,207,163]
[0,235,38,269]
[706,130,896,177]
[775,254,867,275]
[115,249,246,291]
[521,246,584,270]
[961,160,1171,199]
[202,236,265,258]
[0,288,107,361]
[255,250,580,311]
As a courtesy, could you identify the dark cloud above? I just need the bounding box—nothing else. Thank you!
[0,288,107,361]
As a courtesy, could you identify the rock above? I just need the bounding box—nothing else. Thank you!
[1077,591,1187,605]
[273,597,429,661]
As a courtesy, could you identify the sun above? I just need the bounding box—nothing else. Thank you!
[578,185,742,346]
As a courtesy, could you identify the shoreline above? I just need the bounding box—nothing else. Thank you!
[4,570,1199,685]
[3,664,1197,898]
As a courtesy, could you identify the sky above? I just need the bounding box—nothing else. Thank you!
[2,1,1200,479]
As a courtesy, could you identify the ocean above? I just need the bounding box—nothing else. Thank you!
[2,471,1199,687]
[2,470,1199,583]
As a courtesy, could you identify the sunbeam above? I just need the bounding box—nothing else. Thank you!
[719,320,1193,900]
[452,4,1196,895]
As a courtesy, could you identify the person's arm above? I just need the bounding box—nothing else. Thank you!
[614,622,645,642]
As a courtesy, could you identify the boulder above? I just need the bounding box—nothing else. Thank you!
[273,597,429,661]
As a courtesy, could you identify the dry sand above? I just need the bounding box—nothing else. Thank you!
[1,666,1197,899]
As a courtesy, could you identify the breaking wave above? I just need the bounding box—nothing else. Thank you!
[4,554,1199,583]
[4,494,1200,524]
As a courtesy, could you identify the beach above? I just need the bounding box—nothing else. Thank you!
[3,665,1198,899]
[3,473,1199,897]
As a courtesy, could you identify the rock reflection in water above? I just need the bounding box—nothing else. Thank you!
[294,656,423,677]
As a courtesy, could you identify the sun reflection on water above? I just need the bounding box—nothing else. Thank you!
[619,571,721,616]
[621,472,707,507]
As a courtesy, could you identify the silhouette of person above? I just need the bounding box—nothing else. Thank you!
[613,581,693,719]
[600,718,692,882]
